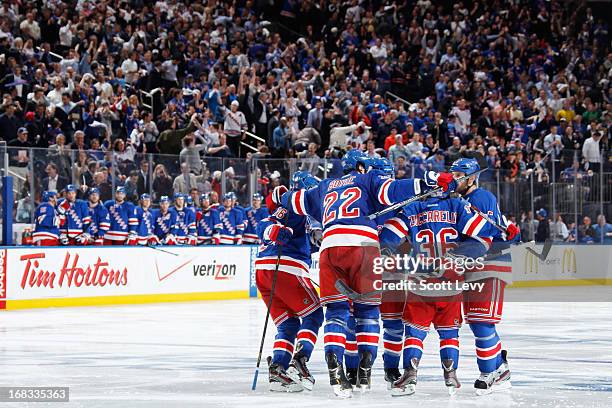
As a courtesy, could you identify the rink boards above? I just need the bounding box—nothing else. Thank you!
[0,244,611,310]
[0,246,259,310]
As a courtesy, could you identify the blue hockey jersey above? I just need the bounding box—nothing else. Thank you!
[255,206,312,277]
[134,206,157,242]
[33,202,61,243]
[242,206,268,244]
[460,188,516,284]
[283,170,424,251]
[104,200,137,241]
[58,198,91,238]
[154,209,176,240]
[380,197,491,258]
[87,203,110,242]
[218,206,245,244]
[170,206,196,240]
[379,196,493,296]
[197,207,222,244]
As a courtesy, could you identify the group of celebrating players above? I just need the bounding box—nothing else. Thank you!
[32,150,521,398]
[33,187,268,247]
[252,150,520,398]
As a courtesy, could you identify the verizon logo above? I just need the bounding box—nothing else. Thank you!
[193,261,236,280]
[19,252,128,289]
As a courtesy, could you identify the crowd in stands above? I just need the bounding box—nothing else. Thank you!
[0,0,610,242]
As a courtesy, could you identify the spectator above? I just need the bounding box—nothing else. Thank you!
[593,215,612,244]
[92,170,112,202]
[582,131,602,172]
[173,163,200,195]
[388,135,411,165]
[578,216,597,244]
[221,100,247,157]
[124,171,140,203]
[535,208,550,243]
[551,214,569,242]
[152,164,173,201]
[41,163,69,193]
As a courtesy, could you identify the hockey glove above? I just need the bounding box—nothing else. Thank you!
[77,232,91,245]
[60,233,69,245]
[264,224,293,246]
[94,238,104,246]
[309,228,323,247]
[187,235,198,246]
[57,200,71,215]
[424,171,457,192]
[163,234,177,245]
[212,234,220,245]
[505,222,520,241]
[127,232,138,246]
[147,235,161,246]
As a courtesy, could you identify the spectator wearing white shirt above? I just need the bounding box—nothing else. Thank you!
[449,98,471,136]
[582,131,602,172]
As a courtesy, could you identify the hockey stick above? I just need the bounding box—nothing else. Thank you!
[367,168,487,220]
[252,246,283,391]
[146,244,180,256]
[525,239,552,261]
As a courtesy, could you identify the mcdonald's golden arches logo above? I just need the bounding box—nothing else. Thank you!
[524,250,538,274]
[562,248,577,274]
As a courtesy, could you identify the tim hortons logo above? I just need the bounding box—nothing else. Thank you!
[19,252,128,289]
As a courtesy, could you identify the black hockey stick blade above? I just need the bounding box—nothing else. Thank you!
[525,239,552,261]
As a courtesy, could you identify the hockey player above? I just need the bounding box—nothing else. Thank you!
[255,173,323,392]
[170,193,197,245]
[87,187,110,245]
[154,196,177,245]
[449,158,519,395]
[33,191,62,246]
[133,194,158,245]
[243,193,268,244]
[367,157,407,387]
[380,192,494,396]
[218,193,245,244]
[58,184,91,245]
[197,193,222,245]
[281,149,456,397]
[104,186,137,245]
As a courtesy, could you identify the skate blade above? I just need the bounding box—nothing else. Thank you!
[391,384,416,397]
[269,382,304,393]
[331,385,352,399]
[386,381,393,391]
[447,385,459,396]
[286,367,314,391]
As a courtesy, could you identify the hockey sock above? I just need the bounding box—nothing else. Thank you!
[354,303,380,363]
[273,317,299,369]
[470,323,502,373]
[437,328,460,370]
[344,313,359,369]
[296,307,324,360]
[382,318,404,369]
[323,301,350,363]
[403,324,427,368]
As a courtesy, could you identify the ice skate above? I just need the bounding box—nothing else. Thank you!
[391,358,419,396]
[475,350,511,395]
[384,367,401,390]
[442,359,461,396]
[267,356,303,393]
[325,352,352,398]
[287,343,315,391]
[355,351,373,392]
[346,368,358,387]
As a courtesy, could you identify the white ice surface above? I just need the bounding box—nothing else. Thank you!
[1,287,612,408]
